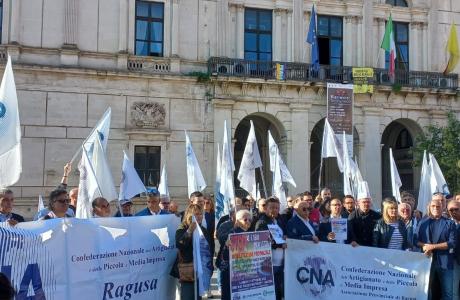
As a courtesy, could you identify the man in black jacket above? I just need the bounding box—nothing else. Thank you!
[0,189,24,225]
[348,194,381,247]
[447,199,460,299]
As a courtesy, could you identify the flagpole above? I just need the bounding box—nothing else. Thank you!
[194,271,198,300]
[259,166,268,198]
[318,158,323,194]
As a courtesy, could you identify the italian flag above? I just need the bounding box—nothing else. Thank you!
[381,15,396,78]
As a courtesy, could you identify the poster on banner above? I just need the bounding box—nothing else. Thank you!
[230,231,276,300]
[327,83,354,156]
[285,239,430,300]
[267,224,286,244]
[0,215,180,300]
[330,218,347,242]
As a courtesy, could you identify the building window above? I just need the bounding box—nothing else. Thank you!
[317,15,343,66]
[385,22,409,71]
[134,146,161,186]
[244,8,272,61]
[135,1,164,57]
[386,0,408,7]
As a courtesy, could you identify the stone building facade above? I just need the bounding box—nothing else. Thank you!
[1,0,459,219]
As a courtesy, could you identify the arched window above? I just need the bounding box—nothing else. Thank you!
[386,0,408,7]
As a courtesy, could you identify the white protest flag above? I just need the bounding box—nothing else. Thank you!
[219,120,235,213]
[342,132,354,196]
[321,118,343,172]
[237,120,262,194]
[429,153,450,196]
[417,151,431,213]
[119,151,146,200]
[272,146,287,210]
[76,147,99,218]
[351,158,364,199]
[185,131,207,196]
[192,216,213,296]
[215,144,226,220]
[0,56,21,187]
[84,107,111,158]
[268,131,296,187]
[389,148,402,202]
[158,164,169,198]
[91,135,118,201]
[38,195,45,212]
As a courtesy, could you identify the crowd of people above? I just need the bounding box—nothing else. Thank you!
[0,164,460,300]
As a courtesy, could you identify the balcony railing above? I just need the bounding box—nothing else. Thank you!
[208,57,458,90]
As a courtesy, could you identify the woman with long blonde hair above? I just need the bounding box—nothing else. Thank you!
[372,199,408,250]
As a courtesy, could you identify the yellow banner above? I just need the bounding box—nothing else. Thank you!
[352,68,374,94]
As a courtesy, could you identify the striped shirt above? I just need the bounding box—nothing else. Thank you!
[388,223,404,250]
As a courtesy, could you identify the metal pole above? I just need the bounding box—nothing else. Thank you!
[318,158,323,194]
[259,166,268,198]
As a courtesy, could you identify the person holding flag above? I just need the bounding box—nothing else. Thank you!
[175,203,212,300]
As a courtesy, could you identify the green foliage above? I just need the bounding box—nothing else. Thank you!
[187,71,210,83]
[413,111,460,194]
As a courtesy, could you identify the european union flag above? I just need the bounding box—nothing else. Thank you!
[307,5,319,71]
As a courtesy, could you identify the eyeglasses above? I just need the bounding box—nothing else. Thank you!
[331,204,341,207]
[56,198,70,204]
[301,208,309,212]
[449,208,459,213]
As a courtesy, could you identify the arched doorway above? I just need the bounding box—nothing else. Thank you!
[310,118,360,197]
[234,113,286,198]
[381,119,422,198]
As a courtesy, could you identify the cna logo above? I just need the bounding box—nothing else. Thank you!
[296,256,336,298]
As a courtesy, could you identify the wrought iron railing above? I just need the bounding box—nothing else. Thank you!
[208,57,459,90]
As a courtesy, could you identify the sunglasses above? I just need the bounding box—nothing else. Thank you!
[449,208,459,212]
[56,199,70,204]
[301,207,310,212]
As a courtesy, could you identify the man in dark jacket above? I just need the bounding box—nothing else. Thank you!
[255,197,286,300]
[0,189,24,225]
[348,194,381,247]
[319,198,356,245]
[135,187,170,216]
[447,199,460,299]
[418,196,457,300]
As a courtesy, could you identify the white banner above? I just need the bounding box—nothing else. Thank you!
[285,239,431,300]
[0,215,180,300]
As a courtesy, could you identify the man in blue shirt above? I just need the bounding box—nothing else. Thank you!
[135,188,169,216]
[417,194,457,300]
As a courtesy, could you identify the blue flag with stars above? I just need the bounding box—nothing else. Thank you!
[307,5,319,71]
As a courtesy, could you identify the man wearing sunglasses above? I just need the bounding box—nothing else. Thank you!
[286,200,319,242]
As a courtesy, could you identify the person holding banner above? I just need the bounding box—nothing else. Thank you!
[348,189,381,247]
[175,204,211,300]
[0,189,24,226]
[398,202,416,250]
[417,196,457,300]
[39,189,73,220]
[287,200,319,242]
[255,197,286,300]
[372,199,409,250]
[217,209,253,300]
[319,198,356,245]
[114,199,133,217]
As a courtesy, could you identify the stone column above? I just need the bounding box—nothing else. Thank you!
[304,11,311,63]
[9,0,20,44]
[292,0,304,62]
[289,103,312,193]
[118,0,128,52]
[422,23,428,71]
[235,4,245,59]
[64,0,78,46]
[287,9,293,62]
[410,22,419,71]
[217,0,228,56]
[362,107,383,208]
[343,16,353,66]
[171,0,180,57]
[273,9,282,61]
[377,18,386,68]
[357,16,363,67]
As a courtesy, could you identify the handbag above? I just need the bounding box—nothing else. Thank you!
[177,252,195,282]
